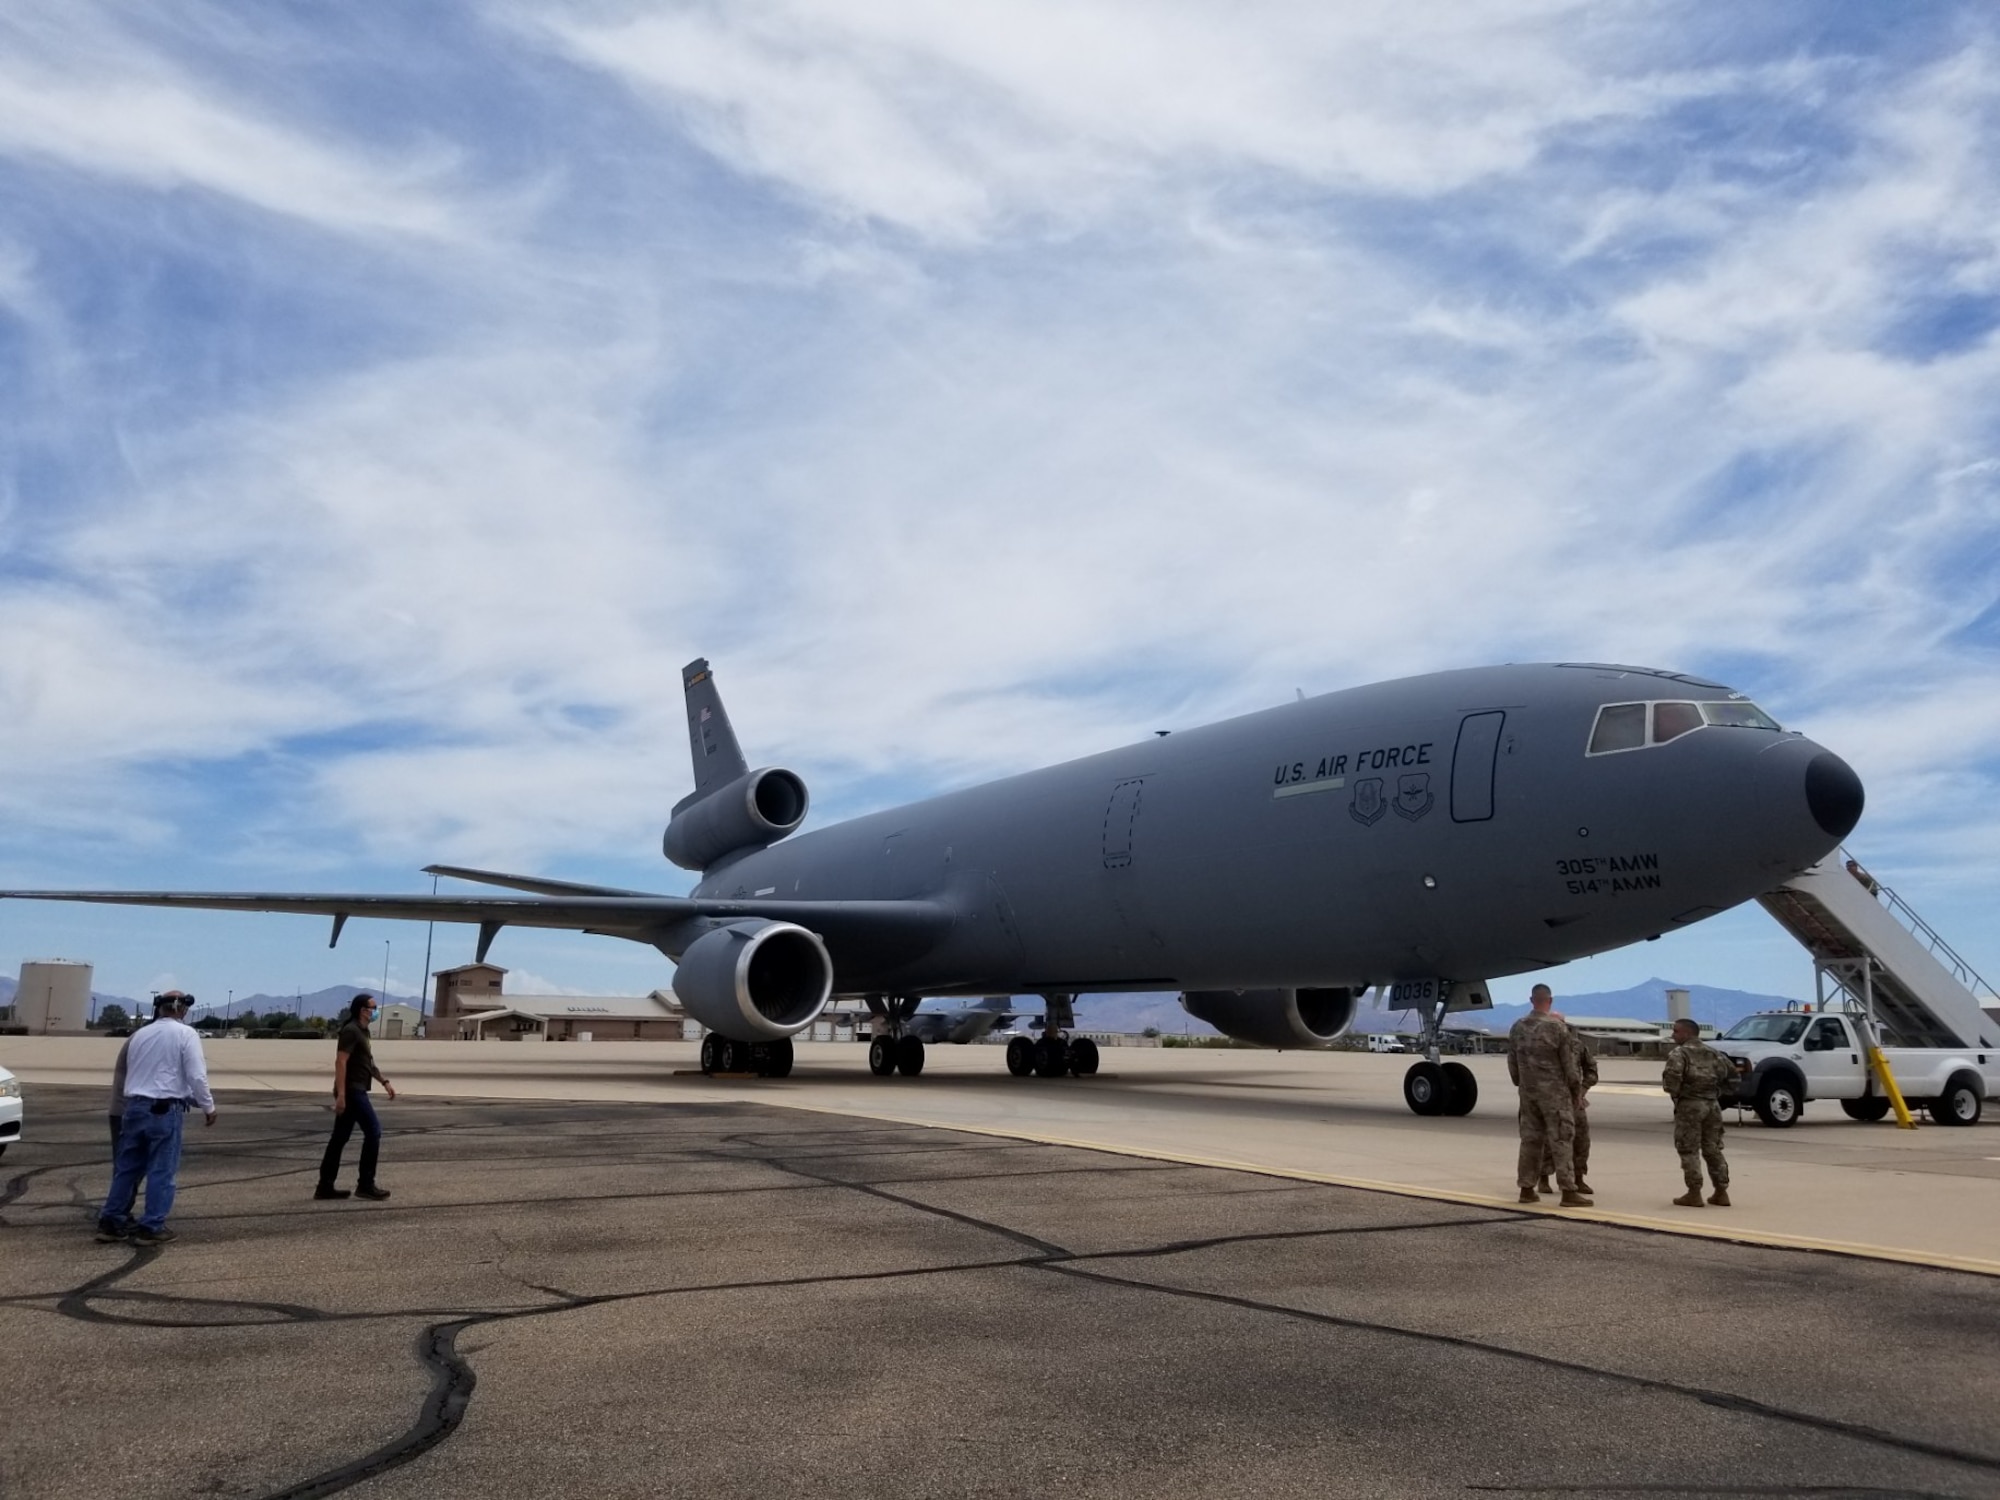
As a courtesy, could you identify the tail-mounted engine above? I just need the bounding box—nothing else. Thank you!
[663,767,809,872]
[1178,987,1362,1049]
[672,919,833,1040]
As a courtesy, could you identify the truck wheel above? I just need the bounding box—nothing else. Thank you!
[1840,1096,1891,1122]
[1929,1074,1983,1127]
[1754,1078,1802,1128]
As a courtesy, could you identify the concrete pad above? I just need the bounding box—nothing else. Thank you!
[4,1085,1998,1500]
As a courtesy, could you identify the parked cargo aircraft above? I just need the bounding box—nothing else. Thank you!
[1,660,1862,1115]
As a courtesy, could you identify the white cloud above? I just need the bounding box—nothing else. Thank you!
[5,3,2000,1003]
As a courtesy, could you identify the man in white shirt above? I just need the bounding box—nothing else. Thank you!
[96,991,217,1247]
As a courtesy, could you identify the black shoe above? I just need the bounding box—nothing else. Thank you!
[354,1185,391,1201]
[94,1220,128,1244]
[128,1226,177,1247]
[314,1184,351,1200]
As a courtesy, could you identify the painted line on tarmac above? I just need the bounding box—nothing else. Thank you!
[783,1102,2000,1281]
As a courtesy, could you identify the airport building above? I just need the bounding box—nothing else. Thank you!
[429,963,692,1041]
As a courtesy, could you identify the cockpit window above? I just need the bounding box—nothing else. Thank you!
[1651,702,1703,743]
[1589,696,1786,755]
[1722,1014,1808,1045]
[1587,703,1647,754]
[1702,699,1783,731]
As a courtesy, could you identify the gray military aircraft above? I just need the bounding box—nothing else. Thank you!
[1,659,1862,1115]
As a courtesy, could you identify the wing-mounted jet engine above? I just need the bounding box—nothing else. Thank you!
[1179,987,1363,1049]
[671,918,832,1070]
[662,660,810,872]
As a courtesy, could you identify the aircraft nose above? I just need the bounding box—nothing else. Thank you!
[1804,751,1864,840]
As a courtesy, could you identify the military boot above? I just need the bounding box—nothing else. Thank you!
[1672,1189,1705,1207]
[1535,1176,1553,1194]
[1517,1187,1540,1203]
[1558,1189,1593,1207]
[1707,1187,1731,1207]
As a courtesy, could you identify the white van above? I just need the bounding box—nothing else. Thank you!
[1366,1034,1408,1054]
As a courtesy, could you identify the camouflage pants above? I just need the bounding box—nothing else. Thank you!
[1673,1099,1728,1190]
[1541,1101,1590,1180]
[1517,1088,1576,1192]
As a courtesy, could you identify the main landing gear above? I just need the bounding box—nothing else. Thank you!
[1004,994,1100,1079]
[865,995,928,1076]
[698,1034,794,1078]
[1401,991,1477,1117]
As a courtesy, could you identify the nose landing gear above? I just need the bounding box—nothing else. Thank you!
[1400,989,1478,1116]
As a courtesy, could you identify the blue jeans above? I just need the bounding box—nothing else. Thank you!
[319,1091,382,1189]
[102,1099,186,1233]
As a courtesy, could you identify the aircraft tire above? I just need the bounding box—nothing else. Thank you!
[1069,1037,1100,1077]
[763,1039,795,1079]
[1403,1062,1446,1117]
[1754,1077,1802,1128]
[896,1035,926,1076]
[699,1034,719,1075]
[1840,1096,1891,1122]
[1929,1073,1982,1126]
[1033,1036,1067,1078]
[1006,1036,1035,1077]
[868,1036,896,1076]
[1440,1061,1477,1115]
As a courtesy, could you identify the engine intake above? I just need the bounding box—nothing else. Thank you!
[672,920,833,1040]
[1178,987,1361,1049]
[663,767,809,872]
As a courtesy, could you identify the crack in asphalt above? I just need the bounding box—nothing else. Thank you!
[1038,1262,2000,1480]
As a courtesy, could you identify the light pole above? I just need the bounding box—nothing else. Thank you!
[381,940,392,1003]
[418,872,438,1038]
[226,988,233,1027]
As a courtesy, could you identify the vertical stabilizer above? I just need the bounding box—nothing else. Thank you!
[682,658,750,803]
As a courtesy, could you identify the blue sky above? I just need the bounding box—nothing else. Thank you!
[2,1,1998,1009]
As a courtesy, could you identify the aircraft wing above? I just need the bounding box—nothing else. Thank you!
[0,889,951,971]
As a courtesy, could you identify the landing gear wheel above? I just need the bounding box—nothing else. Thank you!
[699,1034,719,1076]
[1930,1074,1982,1126]
[1840,1096,1891,1122]
[1006,1036,1035,1077]
[760,1039,794,1079]
[1068,1037,1100,1077]
[1033,1036,1068,1078]
[1754,1078,1802,1128]
[1403,1061,1446,1117]
[715,1038,746,1074]
[895,1035,926,1077]
[868,1036,896,1076]
[1440,1061,1477,1116]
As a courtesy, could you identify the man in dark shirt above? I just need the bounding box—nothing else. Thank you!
[316,994,397,1201]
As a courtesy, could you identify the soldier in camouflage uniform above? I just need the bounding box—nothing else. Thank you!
[1662,1017,1732,1207]
[1538,1024,1598,1195]
[1507,984,1589,1206]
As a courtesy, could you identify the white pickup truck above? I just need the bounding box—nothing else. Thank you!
[1715,1010,1999,1128]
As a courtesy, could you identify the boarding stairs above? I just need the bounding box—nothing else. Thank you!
[1758,850,2000,1050]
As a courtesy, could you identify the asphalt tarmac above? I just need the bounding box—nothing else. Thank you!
[4,1084,1999,1500]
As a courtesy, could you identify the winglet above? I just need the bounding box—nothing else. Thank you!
[681,658,749,803]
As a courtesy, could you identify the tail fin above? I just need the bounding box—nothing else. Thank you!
[680,658,749,806]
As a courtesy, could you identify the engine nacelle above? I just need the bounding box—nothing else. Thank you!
[1178,987,1361,1049]
[672,920,833,1041]
[663,767,809,872]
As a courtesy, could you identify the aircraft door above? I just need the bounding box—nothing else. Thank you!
[1451,712,1505,822]
[1102,779,1145,869]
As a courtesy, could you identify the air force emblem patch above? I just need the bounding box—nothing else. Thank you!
[1350,777,1386,826]
[1393,772,1434,821]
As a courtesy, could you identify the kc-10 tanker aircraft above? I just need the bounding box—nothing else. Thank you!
[3,659,1863,1116]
